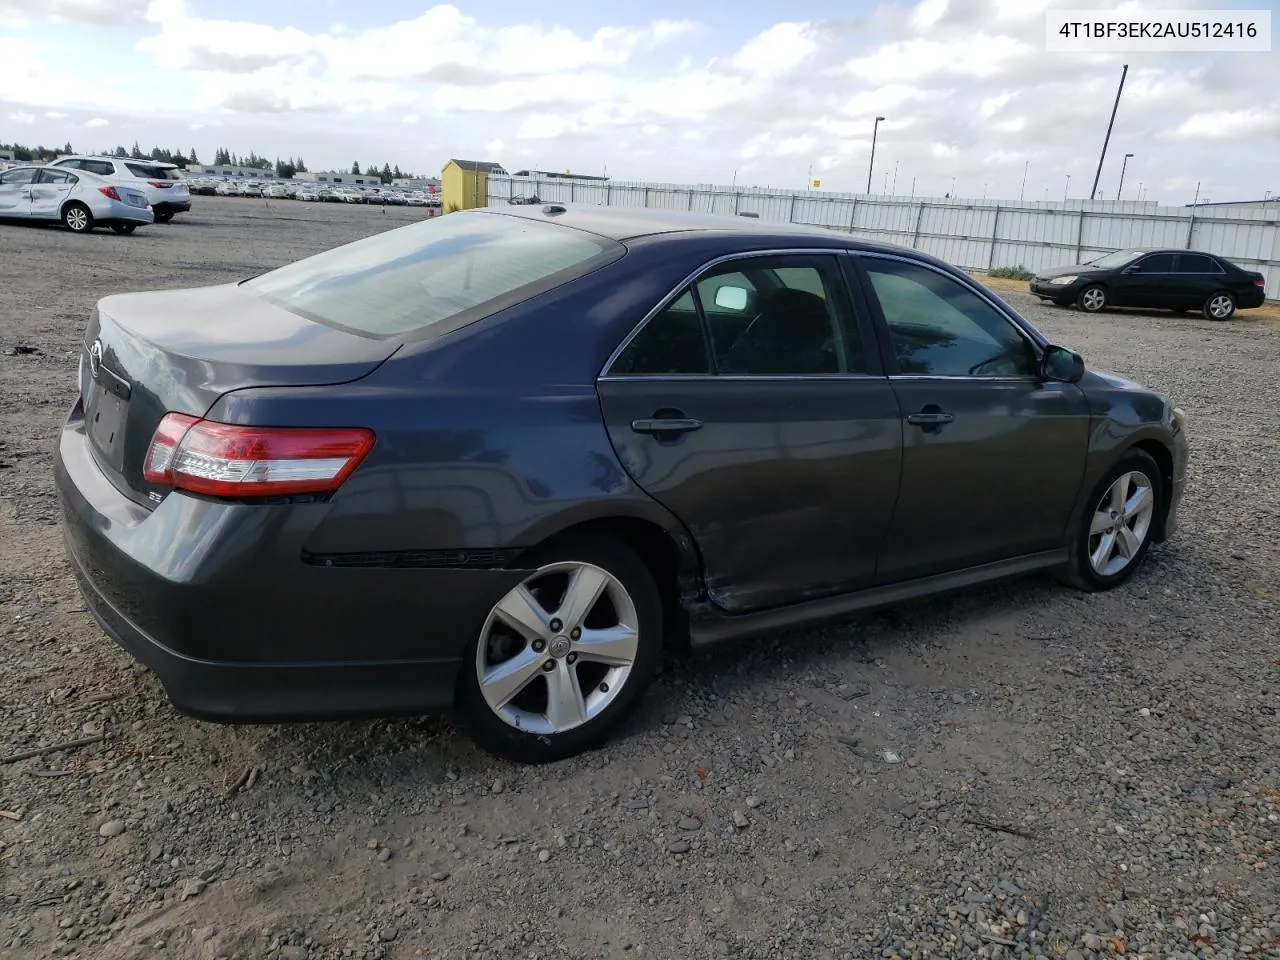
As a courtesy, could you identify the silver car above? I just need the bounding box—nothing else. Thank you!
[50,156,191,223]
[0,164,153,234]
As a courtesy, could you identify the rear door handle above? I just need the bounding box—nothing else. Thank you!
[631,417,703,435]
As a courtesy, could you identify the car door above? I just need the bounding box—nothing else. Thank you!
[596,251,903,614]
[29,168,79,219]
[1171,253,1224,310]
[0,167,37,216]
[853,253,1092,584]
[1112,252,1177,308]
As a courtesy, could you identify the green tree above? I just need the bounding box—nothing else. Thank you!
[351,161,361,175]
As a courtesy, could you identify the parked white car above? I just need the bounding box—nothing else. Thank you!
[295,186,321,201]
[0,164,153,233]
[50,155,190,222]
[241,181,264,197]
[264,183,289,198]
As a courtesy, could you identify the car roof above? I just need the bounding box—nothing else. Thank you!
[476,203,931,260]
[60,155,179,169]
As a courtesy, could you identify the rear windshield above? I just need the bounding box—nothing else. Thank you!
[244,212,621,338]
[124,163,180,179]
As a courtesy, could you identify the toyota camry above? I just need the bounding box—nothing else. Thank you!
[54,205,1189,762]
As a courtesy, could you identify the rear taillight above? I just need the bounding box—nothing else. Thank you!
[147,180,173,189]
[98,186,121,201]
[143,414,375,498]
[1255,278,1266,287]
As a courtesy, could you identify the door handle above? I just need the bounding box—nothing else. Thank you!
[906,406,954,434]
[631,417,703,435]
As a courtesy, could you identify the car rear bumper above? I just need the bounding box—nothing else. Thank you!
[1239,289,1267,308]
[96,198,154,225]
[152,199,191,215]
[53,400,527,722]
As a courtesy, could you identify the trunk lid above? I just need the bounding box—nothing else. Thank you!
[80,282,398,508]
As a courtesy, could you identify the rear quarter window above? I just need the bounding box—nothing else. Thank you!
[244,211,622,339]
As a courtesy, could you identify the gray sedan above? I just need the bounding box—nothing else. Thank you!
[0,164,153,234]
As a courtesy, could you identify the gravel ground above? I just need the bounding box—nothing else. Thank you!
[1,198,1277,960]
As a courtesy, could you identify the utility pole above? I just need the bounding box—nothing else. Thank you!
[1020,160,1030,201]
[1090,63,1129,200]
[866,116,885,194]
[1064,173,1071,202]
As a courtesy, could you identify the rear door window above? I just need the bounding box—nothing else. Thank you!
[124,163,178,180]
[1175,253,1222,273]
[245,212,622,339]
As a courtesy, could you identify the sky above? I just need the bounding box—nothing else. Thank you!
[1,0,1278,204]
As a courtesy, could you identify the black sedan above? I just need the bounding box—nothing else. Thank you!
[54,206,1189,762]
[1030,247,1267,320]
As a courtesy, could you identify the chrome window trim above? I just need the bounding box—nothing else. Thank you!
[597,247,857,380]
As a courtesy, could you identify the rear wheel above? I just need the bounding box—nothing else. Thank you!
[1057,449,1162,592]
[62,203,93,233]
[1077,285,1107,313]
[453,534,663,763]
[1203,291,1235,321]
[110,224,136,235]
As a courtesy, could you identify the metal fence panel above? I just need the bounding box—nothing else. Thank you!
[488,176,1279,299]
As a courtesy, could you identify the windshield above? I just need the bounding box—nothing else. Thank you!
[1087,250,1145,268]
[245,211,620,338]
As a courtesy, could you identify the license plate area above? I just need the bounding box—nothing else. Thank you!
[86,380,128,471]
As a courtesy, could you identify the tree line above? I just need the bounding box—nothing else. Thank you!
[2,141,425,183]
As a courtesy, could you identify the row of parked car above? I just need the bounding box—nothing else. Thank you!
[186,177,442,207]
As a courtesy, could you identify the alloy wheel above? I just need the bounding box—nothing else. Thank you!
[65,207,89,231]
[1080,287,1106,312]
[476,561,640,735]
[1088,470,1155,576]
[1206,294,1234,320]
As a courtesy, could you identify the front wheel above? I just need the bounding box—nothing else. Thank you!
[453,535,663,762]
[1077,284,1107,313]
[1203,292,1235,321]
[1057,449,1162,592]
[62,203,93,232]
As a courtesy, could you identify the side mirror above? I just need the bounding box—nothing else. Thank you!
[1042,344,1085,383]
[714,285,750,311]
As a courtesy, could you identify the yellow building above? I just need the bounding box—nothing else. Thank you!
[441,159,507,211]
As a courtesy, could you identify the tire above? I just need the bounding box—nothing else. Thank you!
[110,224,136,235]
[1077,284,1107,314]
[1203,291,1235,321]
[453,534,663,763]
[1057,449,1162,592]
[62,202,93,233]
[155,212,174,223]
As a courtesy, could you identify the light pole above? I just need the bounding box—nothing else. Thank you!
[891,160,899,194]
[866,116,885,194]
[1020,160,1030,201]
[1064,173,1071,201]
[1117,153,1133,199]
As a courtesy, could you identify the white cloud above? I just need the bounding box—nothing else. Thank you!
[85,117,109,127]
[731,22,823,78]
[1168,110,1280,140]
[1,0,150,24]
[1,1,1277,202]
[8,110,36,123]
[45,111,68,119]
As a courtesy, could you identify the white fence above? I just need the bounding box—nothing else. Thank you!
[487,176,1280,301]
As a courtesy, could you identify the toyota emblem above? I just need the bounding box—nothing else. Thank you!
[88,339,103,378]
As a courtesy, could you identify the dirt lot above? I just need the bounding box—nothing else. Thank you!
[1,198,1277,960]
